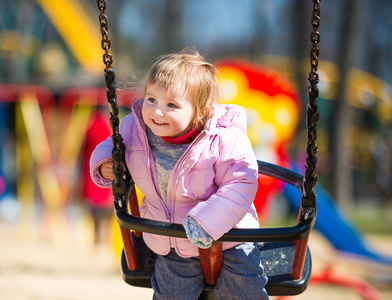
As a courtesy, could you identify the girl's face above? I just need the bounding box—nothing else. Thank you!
[142,81,195,137]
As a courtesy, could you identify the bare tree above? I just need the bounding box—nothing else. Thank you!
[332,0,362,210]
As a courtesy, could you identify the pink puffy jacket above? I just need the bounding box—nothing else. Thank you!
[90,99,260,258]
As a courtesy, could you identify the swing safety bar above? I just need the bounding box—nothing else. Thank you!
[115,160,316,297]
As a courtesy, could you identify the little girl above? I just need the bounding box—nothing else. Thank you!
[90,48,269,300]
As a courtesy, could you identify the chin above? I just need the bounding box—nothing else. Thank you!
[150,126,168,137]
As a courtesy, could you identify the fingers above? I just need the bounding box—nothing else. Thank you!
[99,160,115,181]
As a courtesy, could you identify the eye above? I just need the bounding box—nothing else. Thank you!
[167,103,177,108]
[146,97,156,103]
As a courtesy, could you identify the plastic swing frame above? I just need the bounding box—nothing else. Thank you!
[117,160,316,297]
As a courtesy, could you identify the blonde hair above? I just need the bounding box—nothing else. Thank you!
[143,47,220,131]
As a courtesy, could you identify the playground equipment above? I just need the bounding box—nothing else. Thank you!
[0,83,139,245]
[0,84,99,243]
[35,0,102,74]
[94,0,320,299]
[216,60,302,223]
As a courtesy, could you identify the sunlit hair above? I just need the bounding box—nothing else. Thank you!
[143,47,220,131]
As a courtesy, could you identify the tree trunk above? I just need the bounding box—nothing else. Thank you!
[332,0,361,210]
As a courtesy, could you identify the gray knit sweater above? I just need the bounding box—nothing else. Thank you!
[146,126,190,204]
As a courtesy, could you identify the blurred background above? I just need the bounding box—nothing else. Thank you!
[1,0,391,299]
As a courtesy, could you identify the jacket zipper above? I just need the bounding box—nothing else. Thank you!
[139,124,172,221]
[166,132,206,214]
[166,132,206,250]
[138,107,207,250]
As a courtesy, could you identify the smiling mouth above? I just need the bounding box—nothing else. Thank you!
[152,119,167,125]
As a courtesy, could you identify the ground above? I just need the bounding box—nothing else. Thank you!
[1,221,391,300]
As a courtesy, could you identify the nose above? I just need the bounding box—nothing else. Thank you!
[153,107,165,117]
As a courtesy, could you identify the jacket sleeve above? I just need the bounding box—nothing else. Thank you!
[187,128,259,241]
[89,134,113,188]
[89,112,134,188]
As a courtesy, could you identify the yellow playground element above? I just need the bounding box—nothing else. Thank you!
[15,87,94,245]
[35,0,103,74]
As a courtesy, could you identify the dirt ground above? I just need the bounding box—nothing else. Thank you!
[1,221,392,300]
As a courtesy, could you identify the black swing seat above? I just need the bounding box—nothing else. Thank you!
[120,235,312,297]
[116,161,316,297]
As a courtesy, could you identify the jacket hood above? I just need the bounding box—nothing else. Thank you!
[204,103,248,135]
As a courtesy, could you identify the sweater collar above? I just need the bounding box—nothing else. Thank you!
[161,128,199,144]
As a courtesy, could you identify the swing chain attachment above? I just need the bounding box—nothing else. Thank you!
[302,0,321,211]
[97,0,113,71]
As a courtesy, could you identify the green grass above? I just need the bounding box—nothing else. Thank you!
[348,207,392,235]
[263,206,392,236]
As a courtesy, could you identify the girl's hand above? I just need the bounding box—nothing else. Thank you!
[99,159,115,181]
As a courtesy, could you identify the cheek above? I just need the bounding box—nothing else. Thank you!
[141,106,149,123]
[177,111,193,128]
[184,106,195,124]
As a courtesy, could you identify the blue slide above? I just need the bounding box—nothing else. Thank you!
[283,172,392,266]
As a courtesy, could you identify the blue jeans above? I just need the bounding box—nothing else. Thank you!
[151,242,269,300]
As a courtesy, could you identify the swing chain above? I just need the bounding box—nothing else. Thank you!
[302,0,321,212]
[96,0,131,209]
[309,0,321,82]
[97,0,113,71]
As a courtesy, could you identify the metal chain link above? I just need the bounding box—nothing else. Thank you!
[309,0,321,81]
[96,0,130,209]
[302,0,321,213]
[97,0,113,71]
